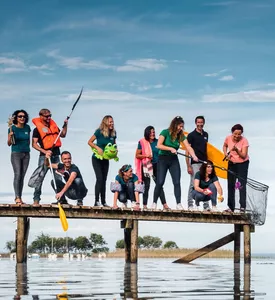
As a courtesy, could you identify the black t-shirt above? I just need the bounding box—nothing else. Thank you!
[194,171,218,189]
[187,129,208,164]
[57,163,84,183]
[32,127,61,156]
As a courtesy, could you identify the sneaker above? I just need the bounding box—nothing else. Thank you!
[163,204,171,211]
[77,200,83,206]
[212,206,218,212]
[94,201,102,207]
[121,203,127,208]
[188,205,195,211]
[102,203,109,207]
[143,205,148,211]
[151,203,157,210]
[176,203,184,210]
[203,207,211,212]
[240,208,246,213]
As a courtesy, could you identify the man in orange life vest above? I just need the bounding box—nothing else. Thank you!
[32,108,68,205]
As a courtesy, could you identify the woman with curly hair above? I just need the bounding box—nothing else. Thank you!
[88,115,116,207]
[192,160,223,211]
[7,109,31,204]
[153,116,198,210]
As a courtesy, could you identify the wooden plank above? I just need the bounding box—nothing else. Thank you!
[0,206,253,225]
[243,225,251,264]
[234,224,241,264]
[173,232,235,263]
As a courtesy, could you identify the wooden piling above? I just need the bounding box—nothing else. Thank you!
[173,232,235,263]
[16,217,29,264]
[243,225,251,264]
[130,220,138,263]
[234,225,241,264]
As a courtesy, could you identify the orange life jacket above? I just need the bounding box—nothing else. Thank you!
[32,118,62,149]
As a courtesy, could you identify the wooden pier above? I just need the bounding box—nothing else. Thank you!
[0,204,255,265]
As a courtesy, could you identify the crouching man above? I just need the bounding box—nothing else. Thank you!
[45,151,88,206]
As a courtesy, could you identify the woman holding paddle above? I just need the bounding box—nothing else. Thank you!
[223,124,249,213]
[7,110,31,204]
[88,115,116,207]
[153,116,198,210]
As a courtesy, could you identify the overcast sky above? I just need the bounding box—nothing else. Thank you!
[0,0,274,253]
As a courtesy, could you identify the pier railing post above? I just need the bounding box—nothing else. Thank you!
[234,224,241,264]
[243,224,251,264]
[16,217,29,264]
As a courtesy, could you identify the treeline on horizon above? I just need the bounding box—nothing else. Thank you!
[5,233,179,254]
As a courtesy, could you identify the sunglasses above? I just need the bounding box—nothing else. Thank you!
[122,164,132,172]
[17,115,26,119]
[43,114,52,118]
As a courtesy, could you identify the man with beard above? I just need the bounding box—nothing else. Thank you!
[32,108,68,205]
[185,116,209,210]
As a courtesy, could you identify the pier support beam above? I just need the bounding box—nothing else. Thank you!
[16,217,30,264]
[122,219,138,263]
[234,225,241,263]
[173,232,235,263]
[243,225,251,264]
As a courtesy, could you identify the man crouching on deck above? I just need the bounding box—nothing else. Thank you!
[45,151,88,206]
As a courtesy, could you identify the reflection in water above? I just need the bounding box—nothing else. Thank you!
[8,259,270,299]
[234,263,254,300]
[121,263,138,299]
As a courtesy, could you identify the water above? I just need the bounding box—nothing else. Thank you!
[0,258,274,299]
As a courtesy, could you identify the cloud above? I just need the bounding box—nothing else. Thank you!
[0,55,52,74]
[130,82,164,91]
[204,69,228,77]
[204,1,238,6]
[47,50,167,72]
[202,89,275,103]
[219,75,234,81]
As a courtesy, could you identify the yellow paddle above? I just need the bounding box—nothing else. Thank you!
[48,158,69,232]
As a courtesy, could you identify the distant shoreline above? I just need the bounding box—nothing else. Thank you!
[1,249,274,259]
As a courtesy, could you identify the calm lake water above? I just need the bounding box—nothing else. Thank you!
[0,257,274,299]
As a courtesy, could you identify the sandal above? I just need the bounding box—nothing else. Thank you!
[224,208,233,213]
[15,198,24,205]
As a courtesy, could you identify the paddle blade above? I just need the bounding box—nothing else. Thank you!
[58,203,68,231]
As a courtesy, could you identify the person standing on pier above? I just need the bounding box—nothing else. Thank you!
[88,115,117,207]
[185,116,209,211]
[7,110,31,204]
[45,151,88,206]
[32,109,68,205]
[153,116,198,210]
[223,124,249,213]
[135,125,166,209]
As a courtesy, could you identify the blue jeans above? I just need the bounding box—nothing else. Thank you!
[33,155,60,201]
[192,183,217,206]
[118,181,135,203]
[153,155,181,204]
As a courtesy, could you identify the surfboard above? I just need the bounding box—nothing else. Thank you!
[180,132,228,179]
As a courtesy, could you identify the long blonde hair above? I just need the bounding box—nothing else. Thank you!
[99,115,116,138]
[169,116,185,141]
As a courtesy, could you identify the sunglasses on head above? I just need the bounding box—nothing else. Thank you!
[122,164,132,172]
[207,165,213,168]
[17,115,26,119]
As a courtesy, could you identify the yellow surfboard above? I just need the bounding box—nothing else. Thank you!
[180,132,228,179]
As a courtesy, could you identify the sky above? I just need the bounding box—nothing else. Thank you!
[0,0,274,253]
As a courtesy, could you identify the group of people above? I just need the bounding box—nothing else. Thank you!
[7,110,250,213]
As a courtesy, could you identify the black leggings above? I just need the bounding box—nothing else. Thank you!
[142,163,166,206]
[92,156,109,204]
[227,160,249,211]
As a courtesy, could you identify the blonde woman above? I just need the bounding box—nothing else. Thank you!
[153,116,198,210]
[88,115,116,207]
